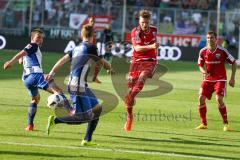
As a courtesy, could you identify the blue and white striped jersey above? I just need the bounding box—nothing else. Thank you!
[22,43,43,76]
[68,41,102,94]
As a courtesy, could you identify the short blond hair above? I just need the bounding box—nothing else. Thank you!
[81,24,94,38]
[31,28,44,37]
[139,10,151,19]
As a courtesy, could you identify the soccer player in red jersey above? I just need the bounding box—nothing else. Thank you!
[88,16,102,83]
[196,31,236,131]
[88,16,97,44]
[124,10,159,132]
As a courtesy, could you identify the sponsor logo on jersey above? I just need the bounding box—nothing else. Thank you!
[205,61,221,64]
[144,42,150,45]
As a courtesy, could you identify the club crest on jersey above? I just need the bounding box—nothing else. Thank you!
[215,53,221,59]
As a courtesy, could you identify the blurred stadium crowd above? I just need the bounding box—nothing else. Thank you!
[0,0,239,48]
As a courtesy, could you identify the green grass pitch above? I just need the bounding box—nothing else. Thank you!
[0,50,240,160]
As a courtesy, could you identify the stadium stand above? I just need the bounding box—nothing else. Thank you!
[0,0,239,47]
[0,0,9,10]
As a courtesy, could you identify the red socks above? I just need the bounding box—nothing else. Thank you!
[218,104,228,124]
[126,107,133,116]
[198,104,207,125]
[198,103,228,125]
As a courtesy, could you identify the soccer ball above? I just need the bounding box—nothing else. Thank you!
[47,94,65,109]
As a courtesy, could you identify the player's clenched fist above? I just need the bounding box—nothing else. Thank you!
[3,61,12,70]
[229,78,235,87]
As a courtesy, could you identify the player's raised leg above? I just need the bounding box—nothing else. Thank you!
[124,75,137,132]
[47,79,73,112]
[46,115,55,135]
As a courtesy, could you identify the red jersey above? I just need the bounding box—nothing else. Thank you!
[131,25,157,62]
[198,46,235,81]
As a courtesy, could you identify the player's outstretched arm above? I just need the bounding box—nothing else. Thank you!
[99,58,115,74]
[3,50,27,69]
[45,54,70,81]
[229,62,237,87]
[133,42,159,52]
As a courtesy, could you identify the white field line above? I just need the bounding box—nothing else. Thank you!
[0,141,229,160]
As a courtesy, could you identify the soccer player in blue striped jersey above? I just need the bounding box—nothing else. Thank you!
[45,24,114,146]
[3,28,70,131]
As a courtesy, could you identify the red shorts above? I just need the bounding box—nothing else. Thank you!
[127,61,157,88]
[199,81,226,100]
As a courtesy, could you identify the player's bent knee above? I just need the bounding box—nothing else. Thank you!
[139,74,147,82]
[92,104,102,118]
[32,95,40,104]
[216,96,224,105]
[198,95,206,105]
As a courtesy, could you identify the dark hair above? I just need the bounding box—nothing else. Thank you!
[207,31,217,38]
[139,10,151,19]
[81,24,94,38]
